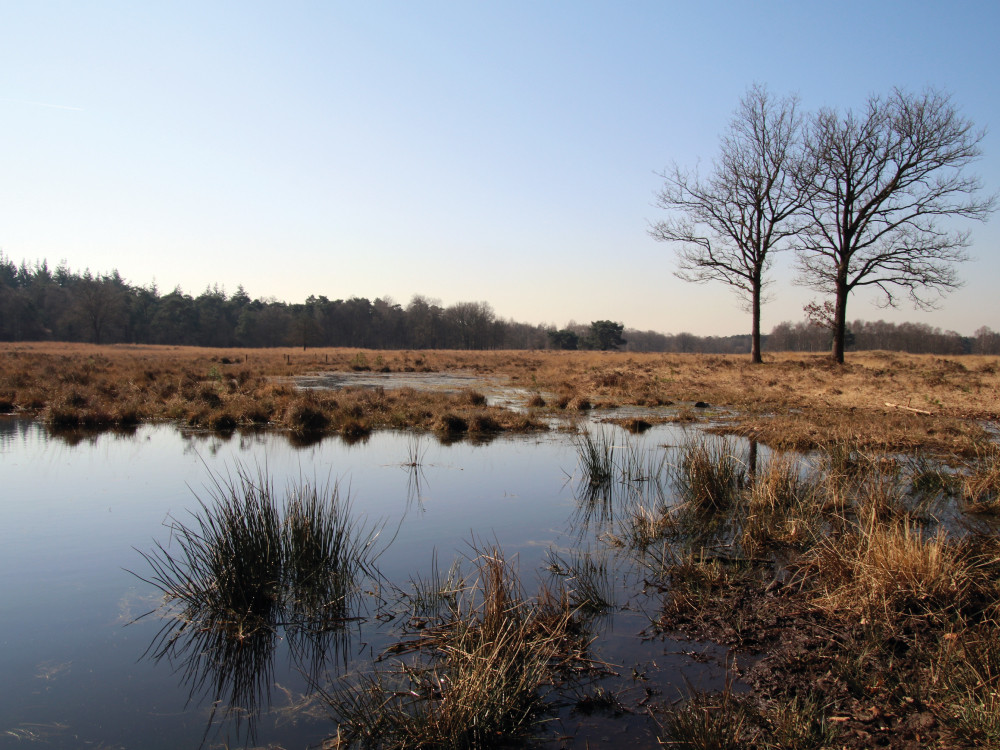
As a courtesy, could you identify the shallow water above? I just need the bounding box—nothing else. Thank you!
[294,370,535,411]
[0,417,736,749]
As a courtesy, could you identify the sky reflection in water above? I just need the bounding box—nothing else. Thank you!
[0,418,730,748]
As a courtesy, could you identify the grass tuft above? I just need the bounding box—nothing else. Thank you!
[132,464,380,736]
[328,544,583,749]
[961,443,1000,514]
[673,437,747,511]
[804,511,981,624]
[575,429,616,488]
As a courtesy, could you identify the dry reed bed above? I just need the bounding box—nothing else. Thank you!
[638,439,1000,749]
[1,343,998,452]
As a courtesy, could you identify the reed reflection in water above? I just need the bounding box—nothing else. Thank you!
[132,463,383,742]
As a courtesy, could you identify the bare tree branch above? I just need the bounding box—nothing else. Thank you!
[794,88,996,362]
[649,84,810,363]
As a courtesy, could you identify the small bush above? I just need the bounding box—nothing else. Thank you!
[468,413,501,433]
[285,400,330,432]
[436,413,468,434]
[527,393,546,408]
[464,389,488,406]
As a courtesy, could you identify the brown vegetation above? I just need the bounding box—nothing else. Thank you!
[1,344,998,453]
[637,437,1000,749]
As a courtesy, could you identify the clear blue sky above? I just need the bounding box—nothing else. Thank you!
[3,1,998,336]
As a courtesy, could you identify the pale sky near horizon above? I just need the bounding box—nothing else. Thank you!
[3,1,998,336]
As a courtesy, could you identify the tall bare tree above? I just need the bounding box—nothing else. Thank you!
[650,84,809,363]
[795,88,995,363]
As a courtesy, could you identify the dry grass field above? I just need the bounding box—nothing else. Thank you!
[1,342,997,455]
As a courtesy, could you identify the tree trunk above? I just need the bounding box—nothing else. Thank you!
[750,286,762,364]
[831,281,849,364]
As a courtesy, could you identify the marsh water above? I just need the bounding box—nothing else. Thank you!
[0,416,736,749]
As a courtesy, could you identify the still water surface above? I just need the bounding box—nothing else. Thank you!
[0,418,729,748]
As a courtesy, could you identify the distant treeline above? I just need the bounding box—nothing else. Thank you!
[1,256,997,355]
[625,322,1000,356]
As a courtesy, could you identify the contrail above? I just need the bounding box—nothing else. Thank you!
[2,97,85,111]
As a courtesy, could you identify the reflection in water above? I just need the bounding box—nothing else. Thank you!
[0,416,143,450]
[4,419,753,747]
[569,429,673,542]
[134,463,381,743]
[545,546,617,624]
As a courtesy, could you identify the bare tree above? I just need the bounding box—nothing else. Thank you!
[650,84,809,363]
[795,88,995,363]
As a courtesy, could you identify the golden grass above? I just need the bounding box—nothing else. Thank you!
[1,343,998,452]
[805,517,979,623]
[961,443,1000,513]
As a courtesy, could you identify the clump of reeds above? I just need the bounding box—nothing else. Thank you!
[656,678,753,749]
[545,547,616,617]
[570,428,670,534]
[960,442,1000,514]
[575,428,616,488]
[436,413,468,435]
[285,398,330,432]
[740,454,825,556]
[399,550,463,624]
[133,464,381,727]
[611,499,673,550]
[340,418,371,441]
[673,437,747,511]
[619,417,653,433]
[283,480,374,624]
[468,412,501,433]
[802,510,981,624]
[462,389,488,406]
[329,544,584,749]
[759,693,837,750]
[646,545,735,615]
[932,619,1000,744]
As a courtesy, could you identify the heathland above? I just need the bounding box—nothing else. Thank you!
[4,344,1000,748]
[2,343,998,455]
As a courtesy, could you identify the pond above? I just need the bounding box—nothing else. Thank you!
[0,417,737,749]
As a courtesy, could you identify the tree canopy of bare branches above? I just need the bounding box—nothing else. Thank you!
[649,84,810,363]
[795,88,995,363]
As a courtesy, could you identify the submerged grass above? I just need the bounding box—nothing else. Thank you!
[328,544,586,749]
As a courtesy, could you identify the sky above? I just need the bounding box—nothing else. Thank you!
[3,1,998,337]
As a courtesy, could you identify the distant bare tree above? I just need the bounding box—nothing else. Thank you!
[650,84,810,363]
[973,326,1000,355]
[795,88,995,363]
